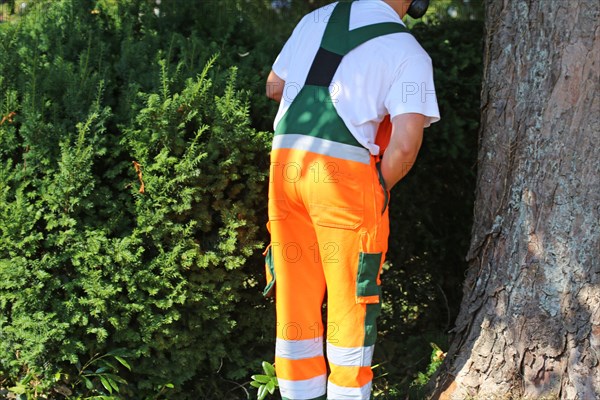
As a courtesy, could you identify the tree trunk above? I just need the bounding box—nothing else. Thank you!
[431,1,600,399]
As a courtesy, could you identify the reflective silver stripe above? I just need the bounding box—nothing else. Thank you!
[278,374,327,399]
[327,381,372,399]
[272,134,371,165]
[276,337,324,360]
[327,343,374,367]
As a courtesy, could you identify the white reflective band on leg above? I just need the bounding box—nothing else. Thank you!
[326,343,374,367]
[272,134,371,165]
[278,374,327,399]
[327,381,372,399]
[276,337,324,360]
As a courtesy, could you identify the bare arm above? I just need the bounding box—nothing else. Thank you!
[380,113,426,190]
[266,70,285,103]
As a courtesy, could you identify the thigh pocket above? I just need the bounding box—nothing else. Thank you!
[356,252,383,304]
[263,244,276,297]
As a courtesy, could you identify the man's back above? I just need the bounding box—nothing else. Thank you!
[272,0,439,156]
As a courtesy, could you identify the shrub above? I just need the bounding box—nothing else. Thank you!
[0,1,272,398]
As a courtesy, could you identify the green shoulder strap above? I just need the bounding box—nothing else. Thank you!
[321,0,411,56]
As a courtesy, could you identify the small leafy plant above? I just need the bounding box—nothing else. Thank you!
[70,349,132,398]
[6,349,131,399]
[412,342,446,388]
[250,361,278,400]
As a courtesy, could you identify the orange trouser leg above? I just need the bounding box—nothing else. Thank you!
[269,148,328,400]
[268,145,389,400]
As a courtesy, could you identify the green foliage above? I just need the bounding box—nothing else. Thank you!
[371,343,446,400]
[5,350,130,399]
[0,0,272,398]
[411,343,446,389]
[250,361,278,400]
[68,349,131,399]
[411,0,484,25]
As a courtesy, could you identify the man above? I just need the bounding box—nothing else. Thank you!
[263,1,440,399]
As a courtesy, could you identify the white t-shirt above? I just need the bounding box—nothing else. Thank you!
[272,0,441,155]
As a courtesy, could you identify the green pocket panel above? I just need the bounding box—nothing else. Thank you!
[364,302,382,347]
[356,252,382,298]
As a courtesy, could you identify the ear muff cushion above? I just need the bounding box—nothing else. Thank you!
[407,0,430,18]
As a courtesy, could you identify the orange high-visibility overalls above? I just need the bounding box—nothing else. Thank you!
[264,2,410,399]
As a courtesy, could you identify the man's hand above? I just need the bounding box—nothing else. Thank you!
[380,113,425,190]
[266,70,285,103]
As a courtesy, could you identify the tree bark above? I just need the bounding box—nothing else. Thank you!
[431,1,600,399]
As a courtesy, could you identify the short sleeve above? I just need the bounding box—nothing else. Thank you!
[272,14,310,81]
[384,54,441,127]
[272,39,293,81]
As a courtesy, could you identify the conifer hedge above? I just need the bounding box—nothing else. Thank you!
[0,1,274,398]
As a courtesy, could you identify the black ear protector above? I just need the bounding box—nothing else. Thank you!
[407,0,430,19]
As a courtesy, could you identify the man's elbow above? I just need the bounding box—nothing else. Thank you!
[399,139,421,158]
[266,70,284,102]
[266,86,283,102]
[391,113,425,155]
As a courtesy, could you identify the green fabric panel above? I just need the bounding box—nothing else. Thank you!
[275,85,362,147]
[375,161,389,215]
[359,252,383,347]
[321,1,411,55]
[345,23,411,53]
[263,247,276,297]
[364,302,382,347]
[356,252,382,297]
